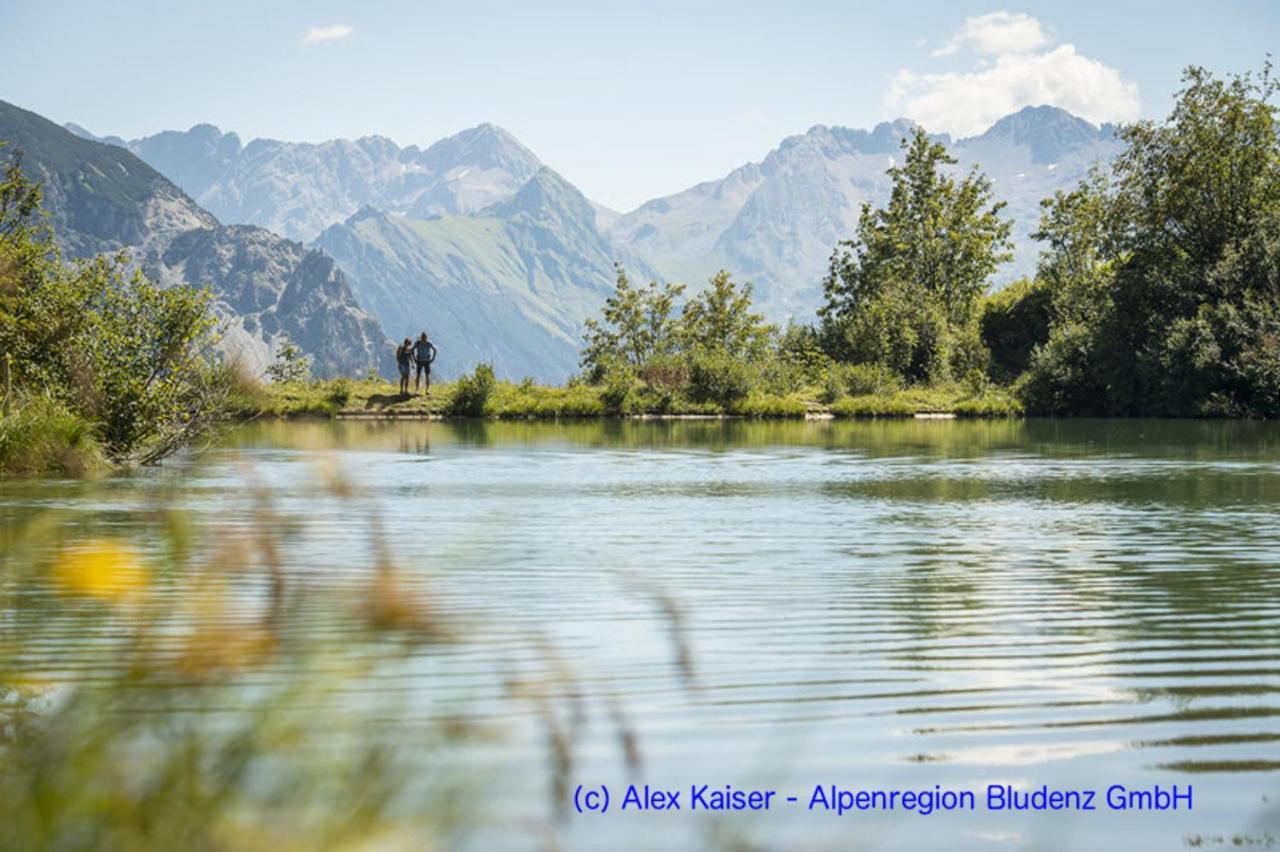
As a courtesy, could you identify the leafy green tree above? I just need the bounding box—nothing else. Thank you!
[678,270,774,359]
[580,264,684,381]
[820,127,1012,382]
[1026,64,1280,416]
[73,256,220,460]
[266,335,312,384]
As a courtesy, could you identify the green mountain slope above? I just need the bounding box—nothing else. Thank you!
[314,168,648,382]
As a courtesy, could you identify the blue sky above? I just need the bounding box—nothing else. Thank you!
[3,0,1277,210]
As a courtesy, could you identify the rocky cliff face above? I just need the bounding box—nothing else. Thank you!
[2,99,390,378]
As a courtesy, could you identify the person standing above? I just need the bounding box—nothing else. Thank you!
[412,332,438,394]
[391,337,412,394]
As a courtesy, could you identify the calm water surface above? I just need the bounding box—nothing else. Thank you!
[3,419,1279,850]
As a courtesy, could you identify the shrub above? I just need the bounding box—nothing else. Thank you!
[842,363,901,396]
[600,366,635,415]
[733,392,809,417]
[447,363,496,416]
[685,351,752,408]
[1020,322,1108,416]
[0,397,106,476]
[954,391,1024,418]
[981,278,1052,380]
[637,353,687,395]
[324,378,354,409]
[831,394,916,418]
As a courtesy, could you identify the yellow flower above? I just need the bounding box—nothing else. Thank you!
[50,539,148,602]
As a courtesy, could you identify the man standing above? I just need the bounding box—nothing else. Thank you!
[412,332,438,394]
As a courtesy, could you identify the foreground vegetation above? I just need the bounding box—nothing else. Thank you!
[0,460,665,849]
[0,148,230,475]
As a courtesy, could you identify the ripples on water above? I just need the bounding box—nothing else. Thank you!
[3,419,1279,850]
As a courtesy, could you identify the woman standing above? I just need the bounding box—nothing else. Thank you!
[396,338,413,396]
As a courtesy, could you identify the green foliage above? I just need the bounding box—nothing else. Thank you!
[0,151,227,467]
[324,376,353,408]
[981,278,1052,380]
[580,264,684,382]
[265,335,313,384]
[74,258,222,460]
[821,127,1013,383]
[777,321,831,387]
[731,392,810,417]
[840,363,903,397]
[599,363,637,414]
[830,394,916,418]
[448,362,496,416]
[1025,64,1280,417]
[685,350,753,407]
[579,267,780,411]
[678,270,775,360]
[487,381,605,418]
[0,396,105,475]
[829,384,1021,419]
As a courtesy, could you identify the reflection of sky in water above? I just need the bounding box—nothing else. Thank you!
[2,418,1279,851]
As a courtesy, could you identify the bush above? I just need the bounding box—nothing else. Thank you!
[637,353,687,395]
[842,363,901,397]
[0,397,106,476]
[599,363,637,414]
[1,155,225,465]
[447,363,496,416]
[324,378,354,408]
[831,394,916,418]
[954,391,1024,418]
[732,392,810,417]
[981,278,1052,380]
[685,351,752,408]
[1020,322,1108,416]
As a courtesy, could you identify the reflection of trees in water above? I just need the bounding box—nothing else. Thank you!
[221,418,1280,463]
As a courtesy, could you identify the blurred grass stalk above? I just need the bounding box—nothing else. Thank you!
[0,459,656,850]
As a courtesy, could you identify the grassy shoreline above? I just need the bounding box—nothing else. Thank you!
[239,377,1024,421]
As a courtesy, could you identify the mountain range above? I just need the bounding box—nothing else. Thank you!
[611,107,1120,318]
[6,100,1123,382]
[1,100,390,378]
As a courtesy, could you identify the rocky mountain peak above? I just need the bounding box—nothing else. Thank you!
[974,104,1103,163]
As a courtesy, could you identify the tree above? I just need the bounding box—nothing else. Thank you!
[678,270,774,359]
[580,264,683,381]
[1026,64,1280,416]
[820,127,1012,382]
[266,335,312,384]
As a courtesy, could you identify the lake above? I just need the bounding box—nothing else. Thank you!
[3,418,1279,850]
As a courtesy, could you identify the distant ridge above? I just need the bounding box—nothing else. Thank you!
[62,104,1124,380]
[0,98,391,378]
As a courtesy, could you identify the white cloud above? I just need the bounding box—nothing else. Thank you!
[933,11,1050,58]
[302,24,353,44]
[888,14,1139,138]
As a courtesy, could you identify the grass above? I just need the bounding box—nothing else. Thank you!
[0,397,108,476]
[246,376,1025,421]
[830,384,1024,419]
